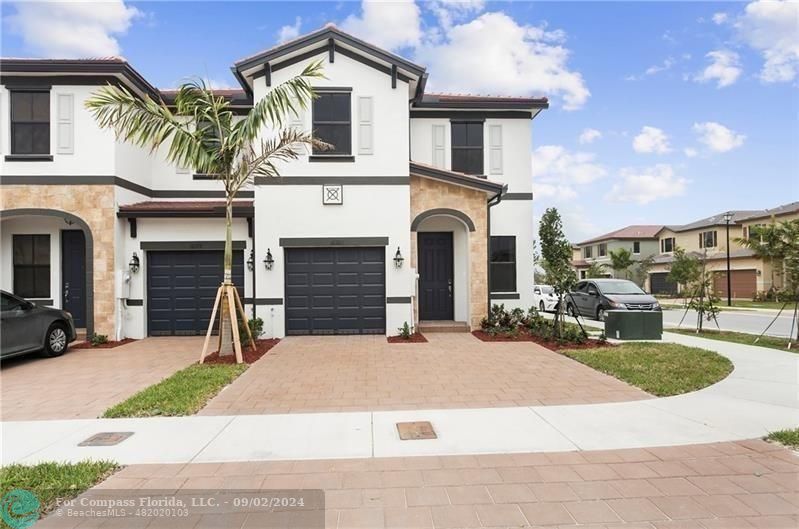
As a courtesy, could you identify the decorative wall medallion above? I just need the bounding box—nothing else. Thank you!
[322,184,343,205]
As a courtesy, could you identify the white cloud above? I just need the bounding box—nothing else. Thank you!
[413,12,589,110]
[712,12,729,25]
[531,145,606,201]
[578,128,602,145]
[693,50,742,88]
[427,0,484,29]
[632,126,671,154]
[736,0,799,83]
[341,0,422,50]
[6,0,141,57]
[693,121,746,152]
[684,147,698,158]
[607,164,688,205]
[277,16,302,44]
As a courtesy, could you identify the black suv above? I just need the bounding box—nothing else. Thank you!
[566,279,661,321]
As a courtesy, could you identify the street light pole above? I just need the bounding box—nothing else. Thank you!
[723,212,733,307]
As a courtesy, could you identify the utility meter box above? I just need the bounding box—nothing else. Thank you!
[605,311,663,340]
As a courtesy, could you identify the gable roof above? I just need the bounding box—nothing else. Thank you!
[737,201,799,222]
[410,161,505,196]
[233,24,426,96]
[577,225,663,246]
[661,210,761,234]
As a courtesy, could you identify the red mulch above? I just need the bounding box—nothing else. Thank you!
[387,333,428,343]
[201,339,280,364]
[73,338,137,349]
[471,330,611,351]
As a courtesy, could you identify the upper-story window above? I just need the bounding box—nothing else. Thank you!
[583,246,593,259]
[598,243,607,257]
[661,237,675,253]
[633,241,641,254]
[451,121,483,175]
[312,92,351,155]
[699,230,717,249]
[10,91,50,155]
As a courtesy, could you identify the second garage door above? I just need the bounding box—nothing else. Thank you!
[147,250,244,336]
[713,269,757,299]
[649,272,678,296]
[285,247,385,335]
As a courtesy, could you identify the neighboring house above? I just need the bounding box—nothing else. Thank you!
[571,225,662,280]
[648,202,799,298]
[0,25,547,339]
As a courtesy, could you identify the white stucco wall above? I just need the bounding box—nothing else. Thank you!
[490,199,534,311]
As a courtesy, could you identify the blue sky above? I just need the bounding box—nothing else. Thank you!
[2,1,797,242]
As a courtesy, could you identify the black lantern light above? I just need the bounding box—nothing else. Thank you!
[263,248,274,270]
[129,252,140,274]
[393,247,404,269]
[247,250,255,271]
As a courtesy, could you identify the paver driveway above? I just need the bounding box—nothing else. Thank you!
[0,337,200,421]
[200,333,649,415]
[41,439,798,528]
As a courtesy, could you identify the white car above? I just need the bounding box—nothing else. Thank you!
[533,284,559,312]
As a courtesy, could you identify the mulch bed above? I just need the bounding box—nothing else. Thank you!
[201,339,280,364]
[472,330,610,351]
[387,333,428,343]
[73,338,137,349]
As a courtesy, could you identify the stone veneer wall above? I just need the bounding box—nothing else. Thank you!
[409,175,488,329]
[0,185,117,336]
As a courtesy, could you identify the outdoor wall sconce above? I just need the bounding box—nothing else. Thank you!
[263,249,274,270]
[129,252,140,274]
[247,250,255,271]
[393,247,404,269]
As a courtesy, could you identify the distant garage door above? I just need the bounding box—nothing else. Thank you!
[714,269,757,300]
[285,247,385,335]
[649,272,678,296]
[147,250,244,336]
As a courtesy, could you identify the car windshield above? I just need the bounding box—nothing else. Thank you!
[541,286,554,294]
[599,281,646,295]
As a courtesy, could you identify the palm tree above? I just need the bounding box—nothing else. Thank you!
[585,261,607,278]
[608,248,634,279]
[736,218,787,298]
[86,61,326,359]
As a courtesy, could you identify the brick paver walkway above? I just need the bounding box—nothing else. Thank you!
[55,439,797,528]
[0,337,200,421]
[200,333,649,415]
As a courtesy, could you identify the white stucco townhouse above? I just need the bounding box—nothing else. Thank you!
[0,25,547,339]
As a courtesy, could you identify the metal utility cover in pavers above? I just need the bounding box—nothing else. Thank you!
[397,421,437,440]
[78,432,134,446]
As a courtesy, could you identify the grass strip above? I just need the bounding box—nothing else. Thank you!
[668,328,796,353]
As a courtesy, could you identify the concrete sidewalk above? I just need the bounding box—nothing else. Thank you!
[3,332,797,466]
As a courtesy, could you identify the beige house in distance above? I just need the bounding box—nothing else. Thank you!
[647,201,799,298]
[571,225,662,281]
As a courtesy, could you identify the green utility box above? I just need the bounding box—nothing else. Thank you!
[605,310,663,340]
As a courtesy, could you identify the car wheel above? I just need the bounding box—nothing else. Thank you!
[566,304,576,317]
[539,301,545,312]
[596,307,606,322]
[41,323,68,357]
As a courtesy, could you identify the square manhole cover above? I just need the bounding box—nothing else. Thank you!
[78,432,134,447]
[396,421,437,440]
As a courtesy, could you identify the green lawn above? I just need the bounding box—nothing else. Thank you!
[668,328,796,353]
[729,300,793,310]
[561,342,733,396]
[0,461,117,527]
[103,363,247,417]
[766,428,799,449]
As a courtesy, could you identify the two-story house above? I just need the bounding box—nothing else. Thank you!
[0,25,547,340]
[571,225,663,281]
[647,201,799,298]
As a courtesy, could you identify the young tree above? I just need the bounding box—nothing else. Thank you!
[538,208,577,336]
[631,254,655,289]
[667,247,701,294]
[737,219,789,300]
[686,251,721,332]
[86,62,325,359]
[608,248,634,279]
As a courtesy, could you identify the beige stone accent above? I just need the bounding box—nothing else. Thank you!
[1,185,117,336]
[410,175,489,329]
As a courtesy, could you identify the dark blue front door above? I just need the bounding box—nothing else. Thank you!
[61,230,86,327]
[418,232,454,320]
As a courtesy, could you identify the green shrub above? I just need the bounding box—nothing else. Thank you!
[90,333,108,346]
[238,317,264,340]
[398,321,412,339]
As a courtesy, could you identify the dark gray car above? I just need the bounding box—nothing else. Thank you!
[1,291,77,359]
[566,279,661,321]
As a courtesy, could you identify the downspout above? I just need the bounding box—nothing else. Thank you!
[251,216,257,320]
[486,185,507,314]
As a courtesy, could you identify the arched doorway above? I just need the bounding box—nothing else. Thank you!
[0,208,95,337]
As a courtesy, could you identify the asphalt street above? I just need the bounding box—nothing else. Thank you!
[662,307,798,338]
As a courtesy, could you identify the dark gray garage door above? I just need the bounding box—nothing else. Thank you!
[650,272,678,296]
[147,250,244,336]
[285,247,385,335]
